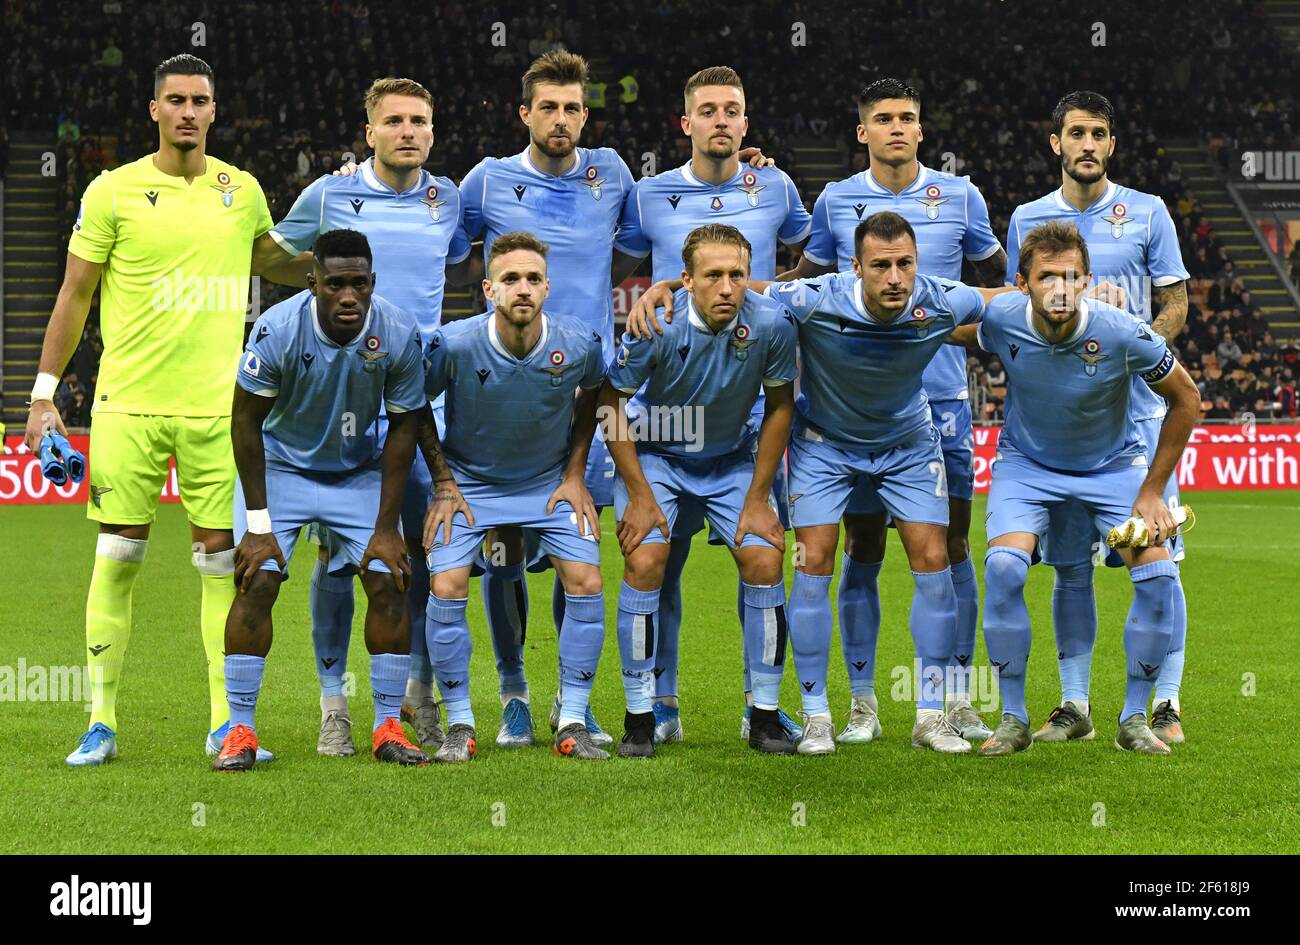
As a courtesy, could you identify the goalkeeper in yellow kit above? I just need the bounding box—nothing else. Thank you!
[24,55,308,765]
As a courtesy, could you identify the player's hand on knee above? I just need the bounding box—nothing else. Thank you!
[1132,486,1177,547]
[1086,280,1127,308]
[738,146,776,169]
[234,533,286,592]
[616,492,667,556]
[424,479,473,550]
[548,475,601,542]
[627,281,676,339]
[735,497,786,553]
[24,400,68,454]
[361,528,411,593]
[332,161,360,177]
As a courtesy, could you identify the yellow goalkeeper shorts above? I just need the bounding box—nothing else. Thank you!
[86,412,235,529]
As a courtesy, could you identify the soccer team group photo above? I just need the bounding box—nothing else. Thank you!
[2,1,1296,862]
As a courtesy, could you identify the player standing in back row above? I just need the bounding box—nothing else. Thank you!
[1005,91,1191,746]
[27,54,309,766]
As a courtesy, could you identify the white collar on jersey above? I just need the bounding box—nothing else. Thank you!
[310,297,373,348]
[487,310,550,361]
[519,146,583,179]
[1052,180,1119,214]
[851,277,913,323]
[679,160,746,188]
[359,158,428,196]
[861,161,928,195]
[686,296,737,334]
[1025,296,1090,345]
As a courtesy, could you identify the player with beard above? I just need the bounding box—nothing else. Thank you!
[1005,91,1191,746]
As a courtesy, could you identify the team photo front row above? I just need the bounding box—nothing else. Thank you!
[204,213,1196,770]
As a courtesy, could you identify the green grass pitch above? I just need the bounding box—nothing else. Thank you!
[1,491,1296,853]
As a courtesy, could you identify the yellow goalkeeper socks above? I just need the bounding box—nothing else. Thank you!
[194,549,237,732]
[86,534,148,731]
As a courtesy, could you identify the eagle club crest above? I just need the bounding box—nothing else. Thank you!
[420,184,444,221]
[729,323,755,360]
[581,165,605,201]
[359,334,385,367]
[915,183,948,220]
[1102,201,1132,239]
[1076,337,1109,375]
[909,305,939,337]
[735,170,765,208]
[543,349,568,385]
[209,170,240,207]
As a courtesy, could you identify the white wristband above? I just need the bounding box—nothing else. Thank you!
[245,509,273,534]
[30,372,59,403]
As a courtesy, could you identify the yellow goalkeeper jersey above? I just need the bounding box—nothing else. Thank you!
[68,154,273,417]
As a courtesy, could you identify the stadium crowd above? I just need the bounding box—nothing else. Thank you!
[4,0,1298,422]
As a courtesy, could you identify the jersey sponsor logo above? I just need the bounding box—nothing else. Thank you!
[853,202,867,219]
[242,352,261,377]
[677,343,690,362]
[145,190,159,206]
[667,194,681,209]
[916,184,948,219]
[1137,324,1155,343]
[543,349,568,385]
[420,185,444,221]
[1076,337,1109,376]
[476,368,491,385]
[1008,342,1020,360]
[736,170,765,208]
[210,171,241,208]
[1142,347,1176,384]
[910,306,939,337]
[255,324,269,342]
[349,198,364,215]
[512,184,527,202]
[1102,202,1133,239]
[582,165,606,201]
[89,643,111,656]
[301,352,315,369]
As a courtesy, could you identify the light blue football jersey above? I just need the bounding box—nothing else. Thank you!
[977,293,1176,472]
[459,147,635,358]
[770,270,986,451]
[238,290,426,472]
[1005,181,1190,421]
[424,312,606,484]
[268,159,470,337]
[803,162,1002,401]
[615,162,811,282]
[608,287,798,459]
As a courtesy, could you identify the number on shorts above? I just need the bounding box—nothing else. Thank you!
[928,460,948,497]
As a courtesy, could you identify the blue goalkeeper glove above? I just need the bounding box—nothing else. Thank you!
[38,432,86,485]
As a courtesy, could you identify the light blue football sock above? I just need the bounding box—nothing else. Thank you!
[982,547,1033,725]
[838,555,882,699]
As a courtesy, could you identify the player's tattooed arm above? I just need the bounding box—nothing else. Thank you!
[251,233,312,288]
[1137,360,1199,543]
[363,408,417,590]
[417,404,475,549]
[25,253,101,450]
[598,381,667,555]
[737,382,794,551]
[547,386,602,541]
[1150,281,1190,344]
[230,385,285,590]
[969,248,1009,288]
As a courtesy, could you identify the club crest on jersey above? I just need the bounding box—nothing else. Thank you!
[582,165,606,201]
[736,170,765,208]
[729,323,755,360]
[420,184,444,221]
[543,349,568,385]
[710,195,724,212]
[1076,337,1109,375]
[1103,202,1132,239]
[916,184,948,220]
[210,171,240,207]
[909,305,939,337]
